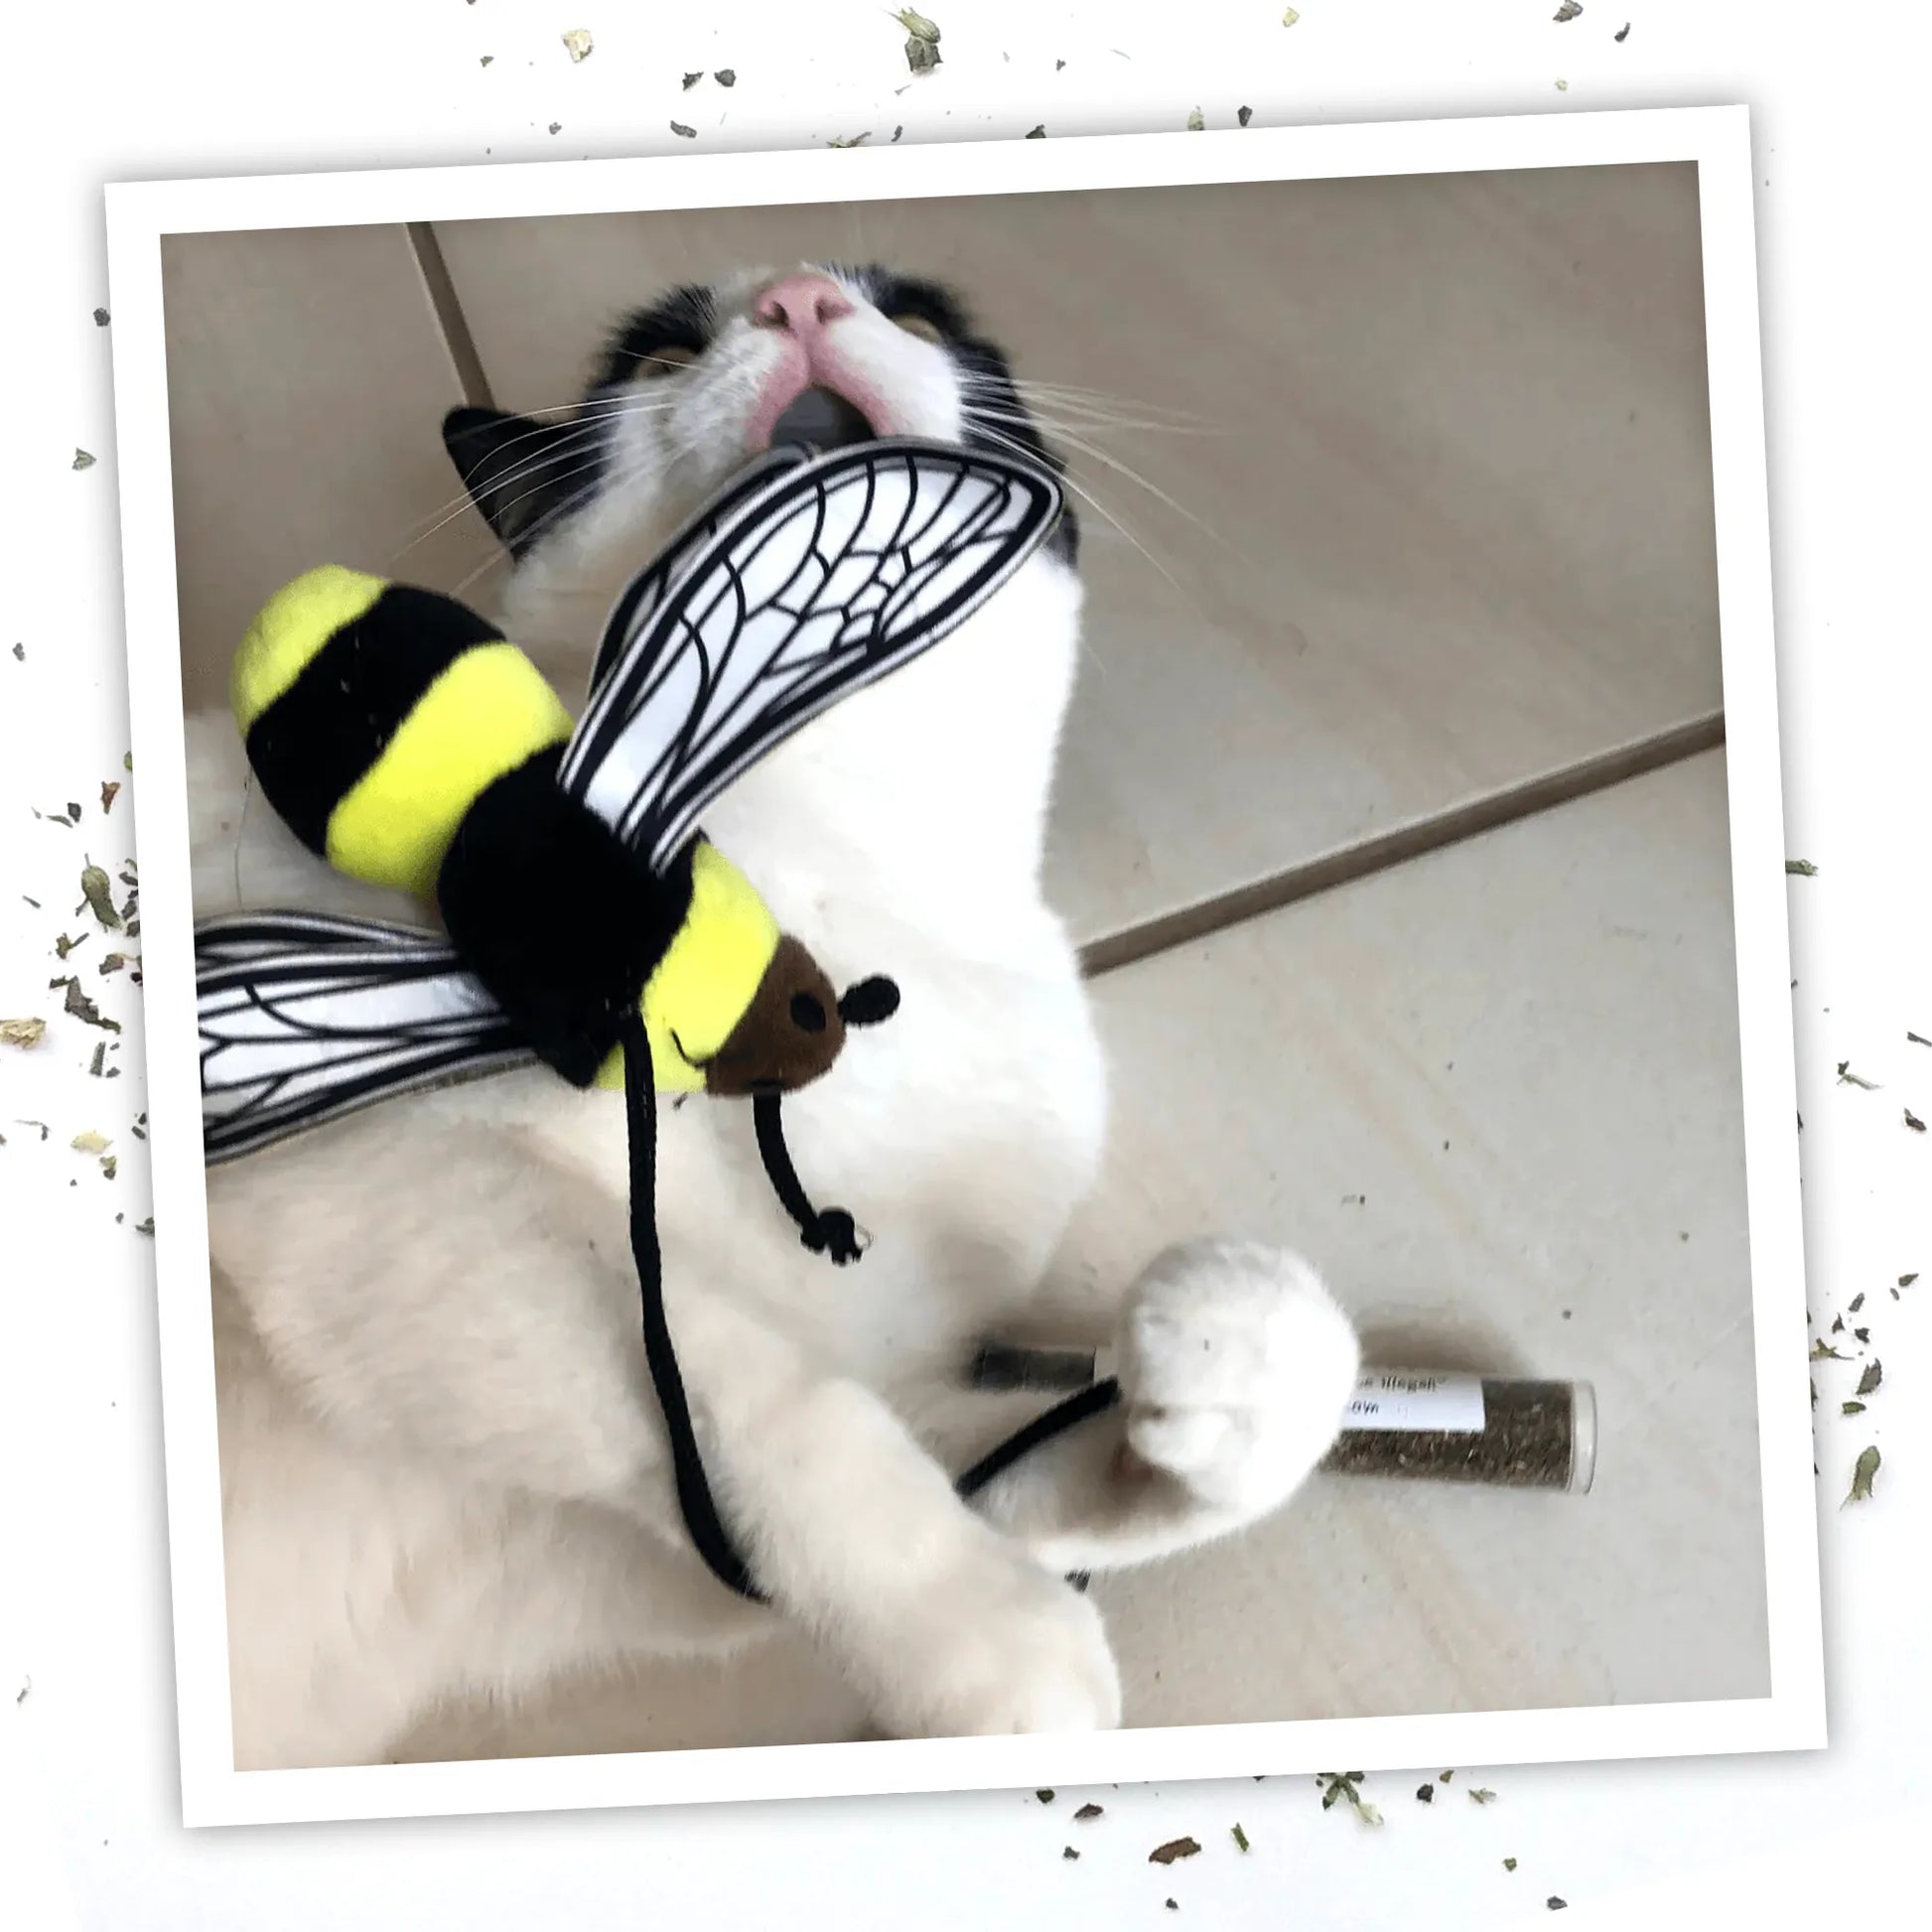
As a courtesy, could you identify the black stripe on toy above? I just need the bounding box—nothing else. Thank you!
[243,584,502,856]
[436,746,697,1086]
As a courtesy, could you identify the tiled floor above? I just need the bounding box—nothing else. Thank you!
[394,749,1765,1761]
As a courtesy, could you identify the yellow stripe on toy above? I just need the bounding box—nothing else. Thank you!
[596,840,781,1093]
[326,642,575,899]
[230,564,387,733]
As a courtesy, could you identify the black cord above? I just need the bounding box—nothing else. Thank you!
[753,1091,864,1264]
[620,1011,768,1604]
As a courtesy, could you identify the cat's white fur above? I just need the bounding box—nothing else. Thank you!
[190,265,1361,1769]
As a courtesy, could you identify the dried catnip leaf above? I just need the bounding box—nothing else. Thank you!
[1842,1401,1865,1416]
[71,1130,110,1154]
[1555,2,1583,20]
[561,29,593,63]
[72,449,95,471]
[670,121,697,138]
[904,37,940,73]
[1837,1060,1877,1089]
[63,980,120,1033]
[1074,1802,1103,1820]
[1548,1900,1568,1913]
[1785,859,1817,876]
[100,780,120,814]
[1416,1783,1434,1803]
[100,1155,117,1179]
[1504,1858,1519,1871]
[17,1120,50,1141]
[100,953,131,975]
[1,1018,47,1048]
[1847,1445,1880,1503]
[682,70,702,89]
[1061,1847,1078,1860]
[1810,1339,1848,1360]
[1854,1325,1870,1343]
[1616,21,1631,39]
[1850,1293,1865,1312]
[548,121,562,134]
[88,1041,104,1077]
[897,8,941,42]
[1283,6,1301,21]
[10,641,21,660]
[1186,107,1204,130]
[1908,1032,1931,1047]
[1026,124,1045,137]
[1149,1837,1201,1864]
[828,131,872,146]
[716,69,736,85]
[1900,1273,1919,1288]
[80,865,121,929]
[134,1216,154,1234]
[1036,1789,1054,1803]
[1857,1360,1882,1396]
[480,55,492,68]
[1908,1109,1927,1133]
[1231,1823,1250,1852]
[1238,105,1253,126]
[93,308,110,326]
[1469,1788,1497,1805]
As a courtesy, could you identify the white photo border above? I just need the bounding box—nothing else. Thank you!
[103,102,1822,1830]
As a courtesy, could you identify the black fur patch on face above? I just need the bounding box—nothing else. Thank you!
[589,284,718,392]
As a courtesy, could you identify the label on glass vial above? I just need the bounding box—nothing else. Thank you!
[1341,1370,1486,1434]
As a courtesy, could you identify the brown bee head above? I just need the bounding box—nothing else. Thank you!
[699,935,846,1096]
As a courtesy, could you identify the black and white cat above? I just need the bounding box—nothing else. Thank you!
[186,262,1360,1768]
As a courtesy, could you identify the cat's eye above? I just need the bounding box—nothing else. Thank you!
[889,313,946,345]
[637,345,700,377]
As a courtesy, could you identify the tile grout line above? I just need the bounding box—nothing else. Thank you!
[1077,710,1727,979]
[405,222,496,411]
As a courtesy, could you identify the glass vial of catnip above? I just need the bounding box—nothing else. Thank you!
[1318,1369,1596,1493]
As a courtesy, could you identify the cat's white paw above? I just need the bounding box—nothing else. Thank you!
[878,1557,1122,1738]
[1115,1238,1360,1524]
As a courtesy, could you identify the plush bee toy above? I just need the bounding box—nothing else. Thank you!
[196,437,1065,1597]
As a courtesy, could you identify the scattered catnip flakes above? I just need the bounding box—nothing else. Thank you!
[561,29,593,63]
[1857,1360,1883,1397]
[1843,1401,1866,1416]
[100,780,120,814]
[480,55,492,68]
[1186,107,1205,130]
[1785,859,1818,876]
[1555,2,1584,19]
[72,449,96,471]
[1416,1783,1435,1803]
[1850,1293,1865,1313]
[1149,1837,1201,1864]
[828,131,872,146]
[1847,1446,1881,1503]
[101,1155,118,1180]
[100,953,131,976]
[1908,1032,1931,1048]
[681,70,702,89]
[17,1120,51,1141]
[1035,1789,1054,1804]
[669,121,697,138]
[1469,1787,1498,1805]
[547,121,562,134]
[1907,1108,1927,1134]
[1548,1899,1569,1913]
[1061,1846,1078,1861]
[1504,1858,1519,1871]
[1073,1802,1104,1821]
[134,1216,154,1235]
[93,308,110,326]
[1616,21,1631,39]
[1,1018,48,1047]
[1283,6,1301,22]
[81,864,121,929]
[1901,1274,1919,1288]
[88,1041,105,1077]
[10,641,21,660]
[715,69,736,86]
[71,1130,110,1155]
[1231,1823,1250,1853]
[1810,1339,1849,1361]
[1026,124,1045,138]
[1238,105,1254,126]
[63,980,119,1033]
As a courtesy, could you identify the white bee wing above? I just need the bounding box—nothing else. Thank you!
[197,911,535,1164]
[557,437,1064,874]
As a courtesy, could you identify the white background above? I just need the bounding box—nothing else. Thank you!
[1,2,1927,1926]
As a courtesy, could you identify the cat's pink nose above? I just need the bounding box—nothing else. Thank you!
[753,273,855,338]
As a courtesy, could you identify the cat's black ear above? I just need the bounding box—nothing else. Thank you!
[442,406,592,557]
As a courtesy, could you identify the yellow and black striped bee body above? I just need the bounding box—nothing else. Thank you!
[232,563,847,1101]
